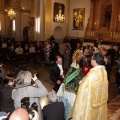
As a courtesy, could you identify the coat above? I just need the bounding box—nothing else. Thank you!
[12,80,48,120]
[50,62,63,91]
[0,85,15,113]
[50,62,61,83]
[43,102,65,120]
[69,66,108,120]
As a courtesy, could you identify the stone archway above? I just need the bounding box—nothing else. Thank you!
[53,26,63,43]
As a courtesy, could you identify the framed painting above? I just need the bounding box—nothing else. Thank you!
[53,2,65,23]
[73,8,85,30]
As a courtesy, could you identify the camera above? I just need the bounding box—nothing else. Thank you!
[31,73,39,86]
[21,97,38,119]
[32,73,39,78]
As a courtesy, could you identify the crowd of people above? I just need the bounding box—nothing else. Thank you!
[49,37,120,120]
[0,38,44,66]
[0,35,120,120]
[0,38,43,54]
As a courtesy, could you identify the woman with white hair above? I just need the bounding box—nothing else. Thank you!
[43,91,65,120]
[12,71,48,120]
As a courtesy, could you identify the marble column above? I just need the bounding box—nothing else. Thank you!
[15,10,21,41]
[66,0,70,36]
[95,1,102,30]
[45,0,52,40]
[34,0,39,41]
[86,0,95,31]
[34,0,45,41]
[40,0,45,41]
[110,0,120,32]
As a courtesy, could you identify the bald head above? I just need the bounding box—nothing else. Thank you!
[9,108,29,120]
[56,56,62,65]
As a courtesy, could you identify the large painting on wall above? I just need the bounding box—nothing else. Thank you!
[53,2,65,23]
[73,8,85,30]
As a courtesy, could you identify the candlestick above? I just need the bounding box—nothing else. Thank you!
[0,21,1,31]
[116,33,118,39]
[110,32,112,38]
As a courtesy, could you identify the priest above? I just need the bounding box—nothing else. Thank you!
[69,53,108,120]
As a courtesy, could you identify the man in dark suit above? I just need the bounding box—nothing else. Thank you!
[50,56,64,92]
[49,40,60,63]
[43,92,65,120]
[107,44,115,67]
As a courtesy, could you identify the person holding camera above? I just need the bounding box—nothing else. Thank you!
[12,71,48,120]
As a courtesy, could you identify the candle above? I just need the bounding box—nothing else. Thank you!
[88,31,90,36]
[110,32,112,38]
[113,32,115,39]
[0,21,1,31]
[116,33,118,39]
[93,31,94,37]
[90,31,92,37]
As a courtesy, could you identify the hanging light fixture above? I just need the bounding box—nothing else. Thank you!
[55,6,65,23]
[8,8,16,20]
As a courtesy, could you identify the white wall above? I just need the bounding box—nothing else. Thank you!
[69,0,90,38]
[51,0,67,43]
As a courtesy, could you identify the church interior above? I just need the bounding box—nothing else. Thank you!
[0,0,120,120]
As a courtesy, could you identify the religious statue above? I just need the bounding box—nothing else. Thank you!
[103,4,112,28]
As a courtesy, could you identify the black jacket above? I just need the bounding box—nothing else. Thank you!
[105,63,111,81]
[50,62,61,83]
[108,48,115,59]
[49,44,59,61]
[43,102,65,120]
[0,85,15,113]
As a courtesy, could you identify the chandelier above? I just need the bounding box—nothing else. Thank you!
[55,14,65,23]
[8,8,16,19]
[55,7,65,23]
